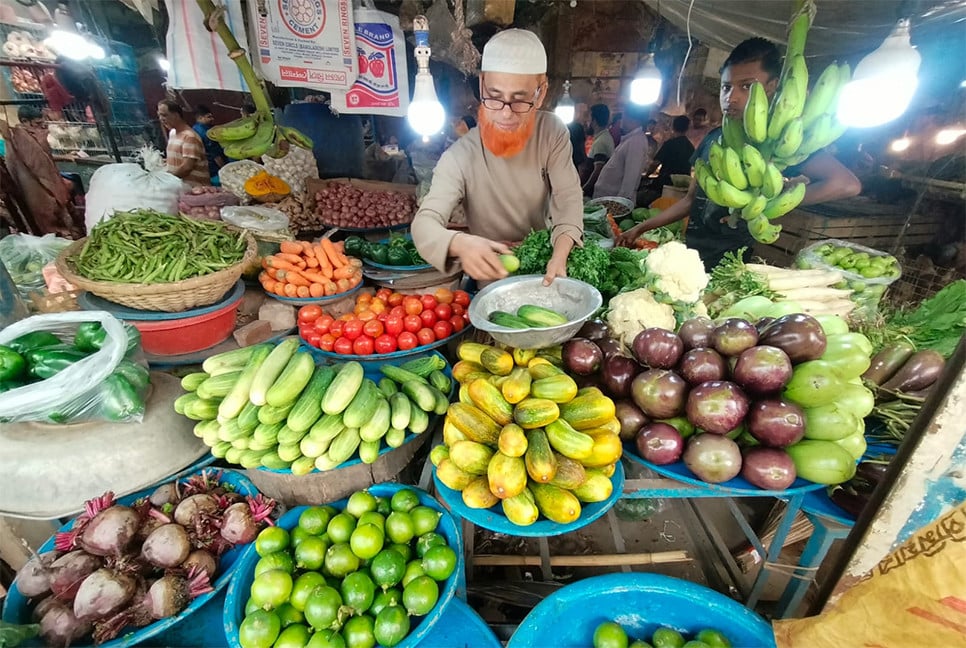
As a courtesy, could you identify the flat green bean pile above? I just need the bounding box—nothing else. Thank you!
[75,210,248,284]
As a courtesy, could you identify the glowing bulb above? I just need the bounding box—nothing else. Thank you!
[630,54,662,106]
[44,29,104,61]
[838,19,921,128]
[890,137,911,152]
[157,57,170,72]
[407,71,445,138]
[555,80,575,124]
[935,129,965,145]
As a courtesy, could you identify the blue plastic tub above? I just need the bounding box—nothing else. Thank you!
[419,598,501,648]
[300,329,468,370]
[265,280,362,306]
[433,461,625,537]
[506,573,776,648]
[1,469,260,648]
[223,483,463,648]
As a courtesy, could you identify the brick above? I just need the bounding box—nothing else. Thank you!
[258,301,296,331]
[233,320,273,347]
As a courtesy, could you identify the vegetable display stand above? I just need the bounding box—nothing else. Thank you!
[0,372,208,519]
[1,469,259,648]
[506,573,775,648]
[223,484,463,648]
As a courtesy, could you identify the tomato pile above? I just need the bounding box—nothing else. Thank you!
[298,288,472,355]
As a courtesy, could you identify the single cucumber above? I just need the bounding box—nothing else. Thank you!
[408,406,430,434]
[247,436,276,452]
[212,443,232,460]
[286,365,336,433]
[378,377,398,397]
[237,400,261,434]
[399,355,446,378]
[309,413,346,443]
[203,343,268,376]
[201,422,222,447]
[290,456,317,475]
[196,371,242,401]
[218,345,272,421]
[385,427,406,448]
[174,392,199,416]
[299,433,333,459]
[230,435,250,450]
[253,421,284,446]
[277,424,308,446]
[259,451,290,470]
[402,380,436,412]
[239,449,266,469]
[516,305,568,327]
[428,370,452,395]
[249,338,300,406]
[180,372,209,392]
[322,361,365,415]
[277,442,302,463]
[258,401,295,426]
[380,363,428,386]
[360,398,391,442]
[326,427,362,465]
[430,385,449,416]
[359,440,381,464]
[342,379,382,429]
[184,398,220,421]
[224,446,243,465]
[389,392,412,431]
[265,350,316,407]
[488,311,531,329]
[217,418,247,442]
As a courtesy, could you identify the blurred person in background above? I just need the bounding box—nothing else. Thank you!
[687,108,712,148]
[568,120,589,176]
[582,103,614,196]
[592,103,652,203]
[192,104,226,182]
[157,100,210,187]
[608,111,623,147]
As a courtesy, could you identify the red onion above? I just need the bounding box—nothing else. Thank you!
[50,551,102,602]
[141,524,191,568]
[15,550,55,598]
[80,506,140,557]
[72,568,137,621]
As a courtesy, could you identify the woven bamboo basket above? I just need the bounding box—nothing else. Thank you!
[55,233,257,312]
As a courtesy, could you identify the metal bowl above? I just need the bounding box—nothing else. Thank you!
[469,275,602,349]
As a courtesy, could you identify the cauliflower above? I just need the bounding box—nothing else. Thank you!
[644,241,710,303]
[606,288,676,348]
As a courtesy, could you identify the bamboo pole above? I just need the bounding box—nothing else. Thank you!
[471,551,691,567]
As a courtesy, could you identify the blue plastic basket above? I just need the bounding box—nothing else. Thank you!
[506,573,776,648]
[265,281,362,306]
[419,598,501,648]
[1,469,260,648]
[223,483,463,648]
[433,461,625,537]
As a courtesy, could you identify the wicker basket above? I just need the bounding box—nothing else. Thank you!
[55,233,257,312]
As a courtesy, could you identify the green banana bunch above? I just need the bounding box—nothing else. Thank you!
[279,126,314,150]
[747,215,782,244]
[784,12,811,62]
[800,63,842,130]
[774,118,805,158]
[708,141,726,181]
[741,144,766,188]
[741,193,768,220]
[208,114,258,143]
[223,113,276,160]
[722,147,749,190]
[761,163,784,200]
[721,115,746,150]
[767,77,805,142]
[763,181,807,220]
[743,82,769,144]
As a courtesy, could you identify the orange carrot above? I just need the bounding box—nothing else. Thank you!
[321,238,345,269]
[298,269,332,285]
[300,240,316,256]
[305,256,319,268]
[347,274,362,288]
[280,240,304,255]
[315,244,333,273]
[265,267,279,279]
[309,283,325,298]
[336,278,351,293]
[263,278,277,293]
[297,285,311,298]
[280,270,310,287]
[276,252,307,267]
[323,280,338,296]
[264,256,302,273]
[333,265,356,280]
[261,257,272,270]
[274,282,288,297]
[333,240,345,253]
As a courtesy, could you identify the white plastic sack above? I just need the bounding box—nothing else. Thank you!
[221,205,290,234]
[85,163,183,232]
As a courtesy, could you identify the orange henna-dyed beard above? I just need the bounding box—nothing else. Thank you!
[478,105,537,158]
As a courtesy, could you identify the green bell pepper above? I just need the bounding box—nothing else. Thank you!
[387,246,412,266]
[0,345,26,382]
[112,359,150,392]
[73,322,142,355]
[6,331,60,355]
[25,346,87,380]
[343,236,366,258]
[369,243,389,265]
[98,374,145,421]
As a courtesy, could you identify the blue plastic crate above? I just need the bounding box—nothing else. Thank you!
[419,598,501,648]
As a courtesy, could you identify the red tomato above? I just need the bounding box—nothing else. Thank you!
[450,303,465,317]
[403,296,423,316]
[434,303,452,321]
[397,331,418,350]
[342,319,364,341]
[385,315,404,336]
[363,319,384,339]
[334,337,355,354]
[375,288,393,302]
[434,288,454,304]
[376,312,389,322]
[329,320,345,338]
[416,328,436,346]
[403,315,423,334]
[388,292,405,307]
[298,304,323,323]
[374,334,397,354]
[420,295,438,311]
[357,310,377,322]
[453,290,471,307]
[389,305,407,319]
[463,312,470,323]
[419,309,437,328]
[314,314,334,333]
[319,333,336,352]
[305,331,323,348]
[449,315,465,333]
[433,320,453,340]
[298,324,314,339]
[353,335,375,355]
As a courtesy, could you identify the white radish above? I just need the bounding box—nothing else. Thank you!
[767,272,844,292]
[774,287,852,301]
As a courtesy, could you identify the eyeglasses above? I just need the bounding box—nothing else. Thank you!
[480,82,545,113]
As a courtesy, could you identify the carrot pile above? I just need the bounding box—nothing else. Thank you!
[258,239,363,299]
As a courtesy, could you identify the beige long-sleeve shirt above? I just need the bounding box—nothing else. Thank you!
[411,111,584,273]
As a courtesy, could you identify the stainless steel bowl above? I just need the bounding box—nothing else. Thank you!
[469,275,603,349]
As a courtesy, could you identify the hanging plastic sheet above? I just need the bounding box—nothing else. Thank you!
[164,0,249,91]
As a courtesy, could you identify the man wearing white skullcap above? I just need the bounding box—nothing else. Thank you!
[411,29,583,285]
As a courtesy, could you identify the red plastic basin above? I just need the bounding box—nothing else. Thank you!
[131,296,242,355]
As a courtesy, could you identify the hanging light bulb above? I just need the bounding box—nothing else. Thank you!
[555,80,575,124]
[889,137,911,152]
[630,53,662,105]
[935,128,966,145]
[838,19,921,128]
[407,16,446,141]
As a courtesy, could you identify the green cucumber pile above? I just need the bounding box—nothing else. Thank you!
[175,339,452,473]
[488,304,569,330]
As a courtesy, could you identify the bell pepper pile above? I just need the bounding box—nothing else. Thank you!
[0,323,149,423]
[343,234,427,267]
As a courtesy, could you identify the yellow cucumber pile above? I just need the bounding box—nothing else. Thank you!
[175,339,451,474]
[432,342,623,527]
[694,9,851,243]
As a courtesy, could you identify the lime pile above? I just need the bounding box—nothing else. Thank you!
[593,621,733,648]
[238,488,458,648]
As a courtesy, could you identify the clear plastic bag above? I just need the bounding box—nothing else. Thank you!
[796,238,901,319]
[0,311,150,424]
[0,233,72,297]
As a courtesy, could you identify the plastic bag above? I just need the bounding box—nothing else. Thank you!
[85,149,184,232]
[0,311,150,424]
[796,238,901,319]
[221,205,291,235]
[0,234,71,297]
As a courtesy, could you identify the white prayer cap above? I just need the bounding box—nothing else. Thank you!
[481,29,547,75]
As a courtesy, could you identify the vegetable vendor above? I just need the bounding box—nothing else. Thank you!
[617,38,860,268]
[410,29,584,285]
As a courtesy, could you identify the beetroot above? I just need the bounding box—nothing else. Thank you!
[72,568,137,621]
[15,550,55,598]
[173,494,218,527]
[50,551,102,602]
[182,550,217,579]
[148,482,180,507]
[39,599,92,648]
[220,502,257,545]
[140,524,191,568]
[80,506,140,557]
[144,569,213,619]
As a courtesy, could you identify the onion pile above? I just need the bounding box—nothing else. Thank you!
[313,182,417,229]
[13,471,275,647]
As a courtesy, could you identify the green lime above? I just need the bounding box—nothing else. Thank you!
[370,549,406,590]
[350,524,385,560]
[409,506,441,536]
[299,506,334,535]
[415,532,446,558]
[250,569,293,610]
[402,575,438,616]
[593,621,628,648]
[390,489,420,513]
[324,542,360,578]
[388,543,412,562]
[401,560,425,587]
[695,629,731,648]
[238,609,281,648]
[370,588,402,616]
[341,570,376,614]
[500,254,520,273]
[307,629,346,648]
[327,513,357,544]
[375,496,392,516]
[290,526,312,547]
[289,572,327,612]
[273,623,312,648]
[385,512,415,544]
[255,526,290,557]
[346,490,378,518]
[274,603,305,628]
[357,511,386,533]
[303,585,342,631]
[341,614,376,648]
[681,642,711,648]
[421,544,457,581]
[294,535,328,571]
[629,642,653,648]
[374,603,411,647]
[652,627,686,648]
[245,597,260,616]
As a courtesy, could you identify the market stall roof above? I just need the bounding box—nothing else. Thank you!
[643,0,966,60]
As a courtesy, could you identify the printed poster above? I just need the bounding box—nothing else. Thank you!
[249,0,357,91]
[331,8,409,116]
